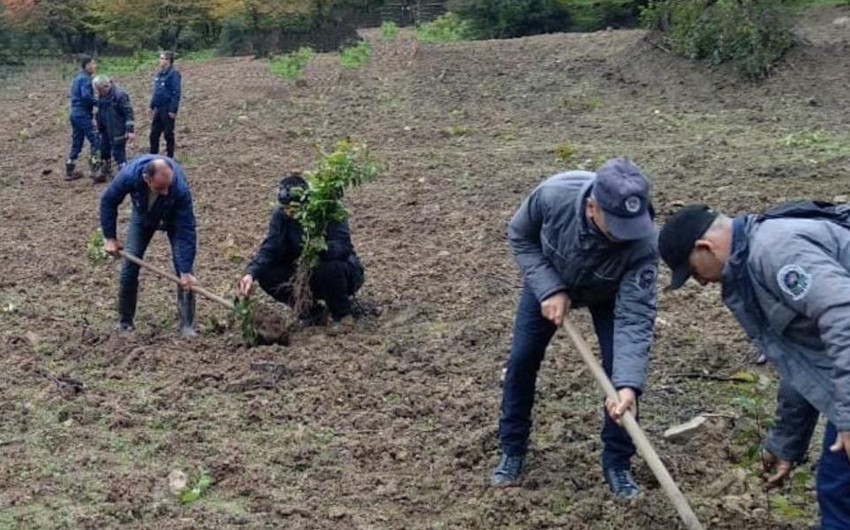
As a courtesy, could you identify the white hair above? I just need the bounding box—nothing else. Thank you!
[92,75,111,88]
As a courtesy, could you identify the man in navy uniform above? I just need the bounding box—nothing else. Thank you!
[149,51,181,159]
[492,158,659,500]
[65,55,101,181]
[659,202,850,529]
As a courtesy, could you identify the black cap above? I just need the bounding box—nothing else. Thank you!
[658,204,718,290]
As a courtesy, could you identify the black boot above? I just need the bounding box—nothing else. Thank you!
[117,285,138,332]
[92,157,107,183]
[177,289,197,338]
[90,155,102,181]
[64,160,80,181]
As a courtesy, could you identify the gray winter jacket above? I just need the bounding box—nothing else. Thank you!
[508,171,659,391]
[721,209,850,461]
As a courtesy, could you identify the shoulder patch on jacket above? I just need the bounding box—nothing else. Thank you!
[777,264,811,301]
[636,265,657,290]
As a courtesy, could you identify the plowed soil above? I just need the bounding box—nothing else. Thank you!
[1,7,849,529]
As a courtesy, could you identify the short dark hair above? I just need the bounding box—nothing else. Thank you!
[278,173,308,205]
[80,55,94,69]
[159,51,176,64]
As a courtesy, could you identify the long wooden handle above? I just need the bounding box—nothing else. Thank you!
[119,251,235,310]
[562,319,704,530]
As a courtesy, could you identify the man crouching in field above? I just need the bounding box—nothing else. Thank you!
[100,155,198,337]
[492,158,659,500]
[660,202,850,529]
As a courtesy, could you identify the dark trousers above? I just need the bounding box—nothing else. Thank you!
[499,285,636,471]
[120,208,185,291]
[818,422,850,529]
[149,110,175,158]
[68,114,100,161]
[100,135,127,166]
[257,260,360,320]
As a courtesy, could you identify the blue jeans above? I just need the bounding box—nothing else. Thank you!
[499,285,636,471]
[68,113,100,161]
[818,422,850,530]
[119,208,184,292]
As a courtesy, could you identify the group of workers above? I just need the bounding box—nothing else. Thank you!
[75,50,848,528]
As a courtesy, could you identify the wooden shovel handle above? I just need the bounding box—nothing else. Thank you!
[561,319,704,530]
[119,251,235,310]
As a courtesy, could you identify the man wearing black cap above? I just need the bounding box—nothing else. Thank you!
[236,174,365,332]
[659,202,850,529]
[491,158,659,499]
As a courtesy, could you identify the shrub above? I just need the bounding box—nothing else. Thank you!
[339,41,372,68]
[448,0,570,38]
[381,21,400,40]
[641,0,797,80]
[415,13,474,43]
[268,47,315,80]
[560,0,647,31]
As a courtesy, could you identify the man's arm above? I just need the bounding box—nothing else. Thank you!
[757,234,850,432]
[173,187,197,275]
[611,257,658,392]
[507,187,565,302]
[169,71,182,115]
[119,91,135,134]
[246,209,285,278]
[99,170,135,239]
[82,77,98,109]
[765,379,819,463]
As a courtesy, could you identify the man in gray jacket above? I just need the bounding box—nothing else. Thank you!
[659,202,850,529]
[492,158,659,500]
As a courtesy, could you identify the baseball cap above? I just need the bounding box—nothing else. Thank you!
[278,174,308,205]
[592,158,655,241]
[658,204,719,290]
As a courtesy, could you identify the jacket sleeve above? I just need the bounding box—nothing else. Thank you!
[612,256,658,392]
[119,92,135,134]
[764,378,819,463]
[507,188,566,302]
[173,187,197,275]
[99,171,134,239]
[82,77,98,109]
[247,209,284,278]
[321,220,354,262]
[757,234,850,431]
[169,71,182,115]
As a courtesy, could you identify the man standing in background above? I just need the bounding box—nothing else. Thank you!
[149,51,181,159]
[65,55,101,181]
[93,75,135,183]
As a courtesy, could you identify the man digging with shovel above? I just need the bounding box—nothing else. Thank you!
[660,202,850,529]
[100,155,198,337]
[492,158,659,500]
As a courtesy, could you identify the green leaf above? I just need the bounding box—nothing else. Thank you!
[180,472,213,505]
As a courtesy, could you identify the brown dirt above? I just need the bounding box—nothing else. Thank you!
[1,7,849,529]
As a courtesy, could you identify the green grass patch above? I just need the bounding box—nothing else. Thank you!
[415,13,474,44]
[98,52,157,75]
[339,41,372,69]
[268,47,315,81]
[180,49,218,64]
[381,21,400,40]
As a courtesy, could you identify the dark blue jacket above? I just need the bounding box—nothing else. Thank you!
[150,67,181,114]
[247,208,362,281]
[100,155,197,274]
[96,84,135,142]
[69,71,96,117]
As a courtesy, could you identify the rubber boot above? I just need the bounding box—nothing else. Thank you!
[91,156,106,183]
[117,285,138,332]
[177,289,197,338]
[64,159,80,181]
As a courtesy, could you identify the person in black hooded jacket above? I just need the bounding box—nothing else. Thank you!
[237,174,364,330]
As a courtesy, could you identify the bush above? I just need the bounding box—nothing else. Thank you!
[380,21,399,40]
[560,0,647,31]
[415,13,474,43]
[641,0,797,80]
[268,47,315,80]
[448,0,570,39]
[339,41,372,68]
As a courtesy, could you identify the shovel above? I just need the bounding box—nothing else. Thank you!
[562,319,705,530]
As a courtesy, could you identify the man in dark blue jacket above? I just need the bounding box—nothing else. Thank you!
[93,75,135,182]
[100,155,198,337]
[236,174,365,332]
[149,51,181,158]
[66,55,101,181]
[492,158,658,500]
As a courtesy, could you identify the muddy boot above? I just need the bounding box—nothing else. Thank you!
[64,160,81,181]
[90,155,102,182]
[91,158,107,184]
[117,285,138,332]
[177,289,197,338]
